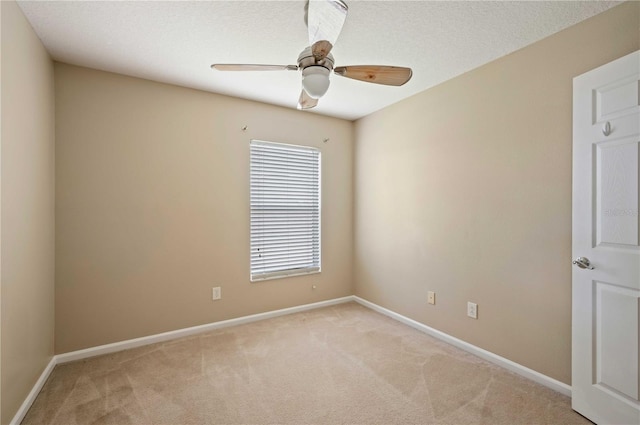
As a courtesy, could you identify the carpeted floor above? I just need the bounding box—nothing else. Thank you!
[22,302,591,425]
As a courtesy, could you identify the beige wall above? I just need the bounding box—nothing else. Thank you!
[55,64,354,353]
[1,1,56,423]
[354,1,639,385]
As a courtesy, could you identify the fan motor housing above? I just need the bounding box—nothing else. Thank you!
[297,46,334,71]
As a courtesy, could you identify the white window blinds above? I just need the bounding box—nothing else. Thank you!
[250,140,321,281]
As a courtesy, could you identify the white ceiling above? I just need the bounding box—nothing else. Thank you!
[18,0,620,121]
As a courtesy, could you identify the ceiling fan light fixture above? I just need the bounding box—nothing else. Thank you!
[301,66,330,99]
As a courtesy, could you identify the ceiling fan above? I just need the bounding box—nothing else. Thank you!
[211,0,412,110]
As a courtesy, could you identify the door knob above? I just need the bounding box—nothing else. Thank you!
[573,257,594,270]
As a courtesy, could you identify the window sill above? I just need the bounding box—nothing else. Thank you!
[250,269,321,283]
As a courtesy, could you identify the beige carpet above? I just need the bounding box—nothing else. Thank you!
[22,302,591,425]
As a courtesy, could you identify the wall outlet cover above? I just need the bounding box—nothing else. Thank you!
[212,287,221,301]
[467,302,478,319]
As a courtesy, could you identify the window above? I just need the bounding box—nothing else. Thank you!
[250,140,321,281]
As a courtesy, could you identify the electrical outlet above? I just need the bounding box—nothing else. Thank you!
[467,302,478,319]
[212,287,221,301]
[427,291,436,305]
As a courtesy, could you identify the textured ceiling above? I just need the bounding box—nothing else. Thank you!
[18,1,621,121]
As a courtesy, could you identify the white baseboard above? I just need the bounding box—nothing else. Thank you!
[56,296,355,364]
[10,357,56,425]
[12,293,571,425]
[353,296,571,397]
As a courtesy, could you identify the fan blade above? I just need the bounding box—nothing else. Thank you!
[211,64,298,71]
[334,66,412,86]
[297,89,318,110]
[307,0,348,61]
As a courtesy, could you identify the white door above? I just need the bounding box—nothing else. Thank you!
[573,50,640,425]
